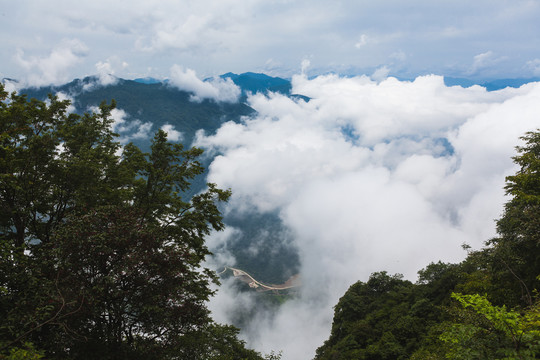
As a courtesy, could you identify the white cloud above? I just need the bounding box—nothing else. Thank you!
[300,59,311,75]
[107,107,153,143]
[354,34,369,48]
[14,39,88,87]
[131,121,153,139]
[205,227,242,272]
[526,58,540,76]
[139,14,214,53]
[201,74,540,359]
[468,50,506,76]
[54,91,77,113]
[2,1,540,82]
[1,78,22,94]
[82,58,128,91]
[161,124,182,142]
[95,60,118,86]
[168,65,240,102]
[371,65,390,82]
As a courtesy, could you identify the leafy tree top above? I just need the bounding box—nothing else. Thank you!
[0,83,272,359]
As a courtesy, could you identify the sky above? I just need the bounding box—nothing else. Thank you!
[3,1,540,359]
[2,0,540,86]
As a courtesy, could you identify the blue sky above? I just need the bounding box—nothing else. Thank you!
[2,0,540,86]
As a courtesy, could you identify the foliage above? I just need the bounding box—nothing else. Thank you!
[315,272,440,360]
[488,130,540,307]
[0,342,44,360]
[0,83,265,359]
[20,77,301,292]
[439,293,540,359]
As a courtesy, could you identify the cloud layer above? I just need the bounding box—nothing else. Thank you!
[169,65,240,102]
[13,39,88,87]
[200,74,540,359]
[3,1,540,82]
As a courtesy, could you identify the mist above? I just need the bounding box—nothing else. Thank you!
[198,73,540,359]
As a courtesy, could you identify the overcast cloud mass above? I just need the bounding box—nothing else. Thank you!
[2,0,540,84]
[2,1,540,359]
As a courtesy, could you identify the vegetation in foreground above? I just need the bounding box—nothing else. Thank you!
[0,83,279,359]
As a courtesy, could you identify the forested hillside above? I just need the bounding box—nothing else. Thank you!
[0,84,280,359]
[17,73,300,286]
[19,77,254,149]
[315,130,540,359]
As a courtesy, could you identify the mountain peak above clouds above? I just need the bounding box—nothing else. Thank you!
[133,77,162,85]
[444,76,540,91]
[220,72,292,96]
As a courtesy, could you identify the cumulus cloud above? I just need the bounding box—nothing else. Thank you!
[371,65,390,82]
[1,79,23,94]
[95,60,118,86]
[526,58,540,76]
[81,57,129,91]
[168,65,240,103]
[468,50,506,76]
[161,124,182,142]
[54,91,77,114]
[106,107,153,143]
[14,39,88,87]
[354,34,369,48]
[200,74,540,359]
[138,14,214,53]
[300,59,311,75]
[131,122,153,140]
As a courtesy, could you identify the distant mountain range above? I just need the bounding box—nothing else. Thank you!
[132,73,540,92]
[16,72,298,145]
[14,72,302,284]
[220,72,292,96]
[443,77,540,91]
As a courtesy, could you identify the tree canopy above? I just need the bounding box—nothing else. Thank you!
[0,83,270,359]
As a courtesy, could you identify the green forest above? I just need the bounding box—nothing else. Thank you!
[0,84,279,359]
[315,131,540,359]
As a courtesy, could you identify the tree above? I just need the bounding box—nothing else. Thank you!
[315,272,433,360]
[488,130,540,307]
[439,292,540,359]
[0,86,122,248]
[0,84,265,359]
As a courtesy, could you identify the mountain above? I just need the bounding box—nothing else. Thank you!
[221,72,292,96]
[444,76,540,90]
[133,77,162,84]
[481,77,540,91]
[18,72,296,146]
[17,74,299,285]
[20,76,254,149]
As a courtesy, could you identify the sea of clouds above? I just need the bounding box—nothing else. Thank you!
[199,72,540,359]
